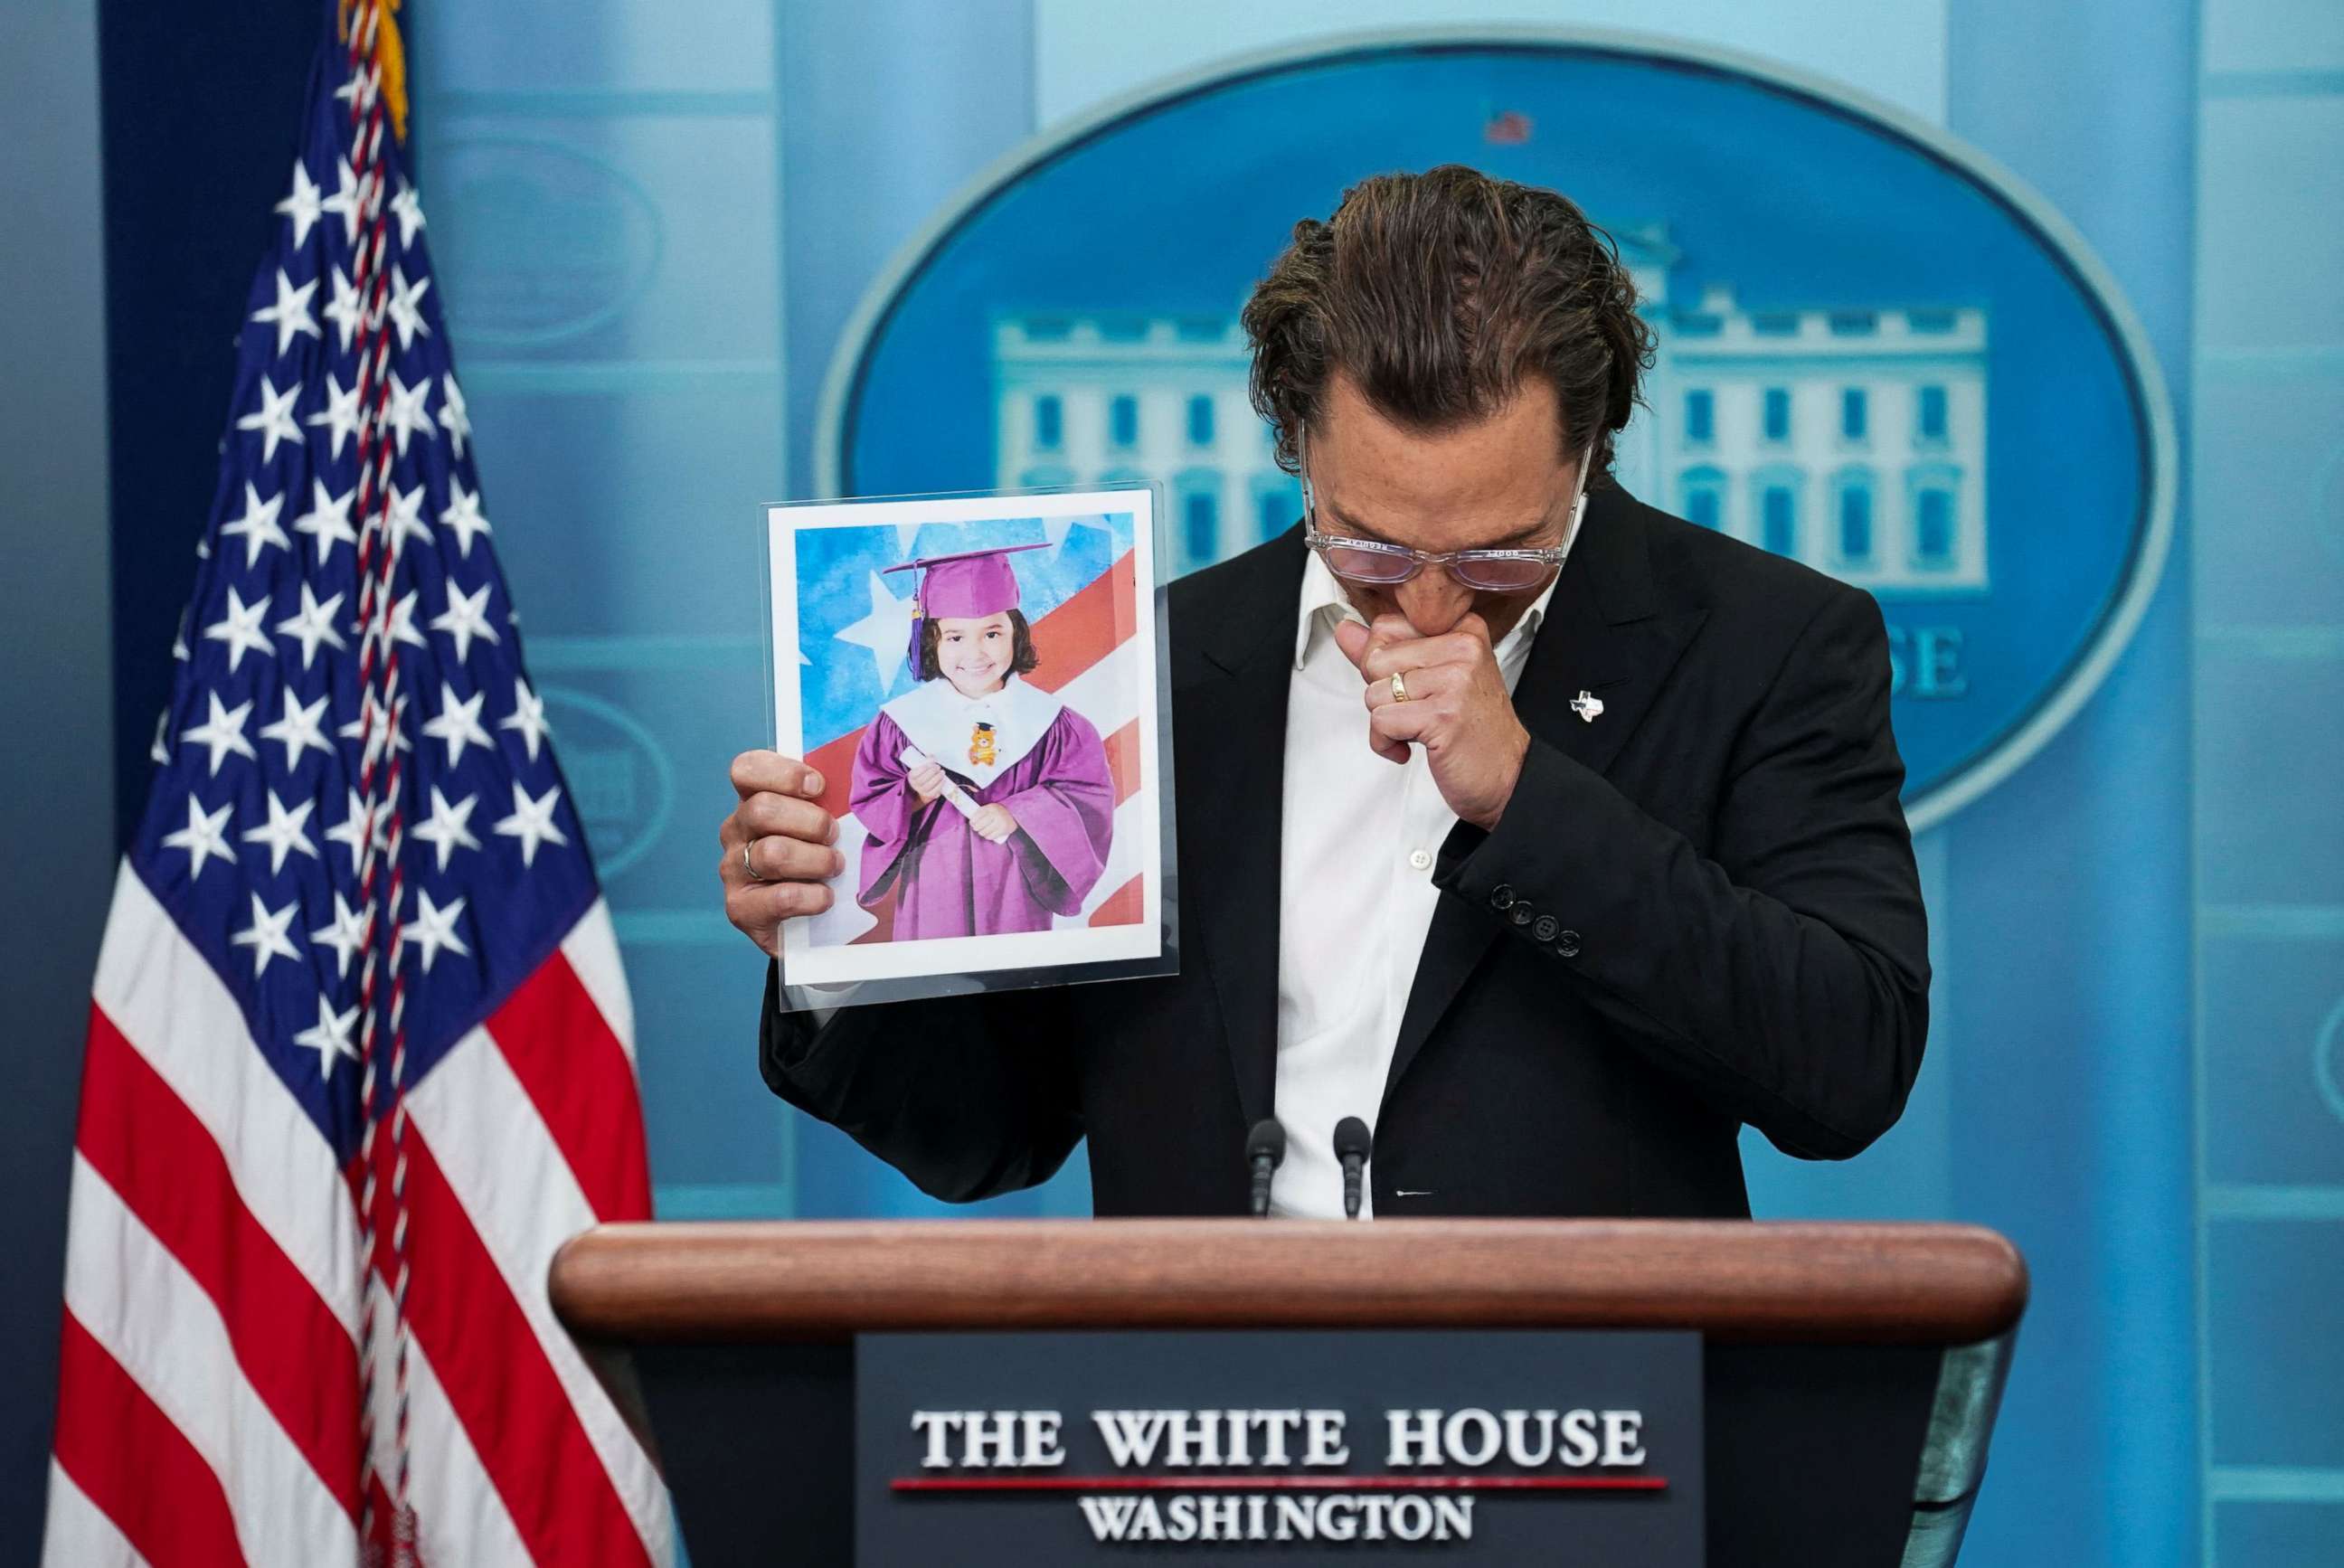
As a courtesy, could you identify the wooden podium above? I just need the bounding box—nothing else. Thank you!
[553,1220,2026,1566]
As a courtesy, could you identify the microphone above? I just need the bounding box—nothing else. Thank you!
[1333,1116,1373,1220]
[1244,1119,1286,1218]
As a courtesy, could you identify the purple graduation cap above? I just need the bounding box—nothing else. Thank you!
[883,542,1053,675]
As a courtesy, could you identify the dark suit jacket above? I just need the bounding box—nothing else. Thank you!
[761,485,1930,1218]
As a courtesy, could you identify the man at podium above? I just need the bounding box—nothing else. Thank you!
[719,165,1930,1220]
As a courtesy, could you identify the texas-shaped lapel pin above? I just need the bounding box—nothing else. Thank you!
[1570,689,1604,723]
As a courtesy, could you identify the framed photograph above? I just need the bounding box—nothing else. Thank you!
[763,486,1175,1007]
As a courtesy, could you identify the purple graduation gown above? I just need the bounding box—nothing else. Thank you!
[849,704,1116,940]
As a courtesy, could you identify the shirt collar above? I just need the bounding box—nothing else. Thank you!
[1292,550,1561,672]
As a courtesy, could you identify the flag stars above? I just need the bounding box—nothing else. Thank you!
[306,377,362,463]
[412,785,482,872]
[495,781,569,868]
[181,690,259,775]
[292,992,361,1081]
[275,159,324,248]
[309,893,371,980]
[160,797,238,882]
[385,266,432,350]
[385,482,432,552]
[321,155,366,244]
[324,789,384,871]
[391,179,427,249]
[275,582,348,669]
[241,789,319,874]
[250,268,320,358]
[437,375,471,458]
[220,483,290,569]
[235,375,304,463]
[500,677,551,763]
[422,682,493,766]
[439,478,491,558]
[324,266,364,353]
[430,581,500,665]
[338,689,411,772]
[400,889,470,975]
[258,685,336,769]
[382,373,435,456]
[231,893,301,978]
[293,478,358,562]
[203,585,274,673]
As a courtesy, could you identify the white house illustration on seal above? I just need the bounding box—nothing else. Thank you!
[991,224,1988,595]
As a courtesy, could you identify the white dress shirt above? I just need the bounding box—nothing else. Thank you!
[1269,553,1556,1218]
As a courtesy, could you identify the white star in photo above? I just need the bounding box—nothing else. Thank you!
[333,66,372,110]
[1043,515,1081,552]
[323,789,382,870]
[499,677,551,763]
[323,266,364,353]
[321,155,366,244]
[291,991,361,1081]
[400,888,470,975]
[305,376,362,463]
[309,893,370,980]
[250,268,320,358]
[150,707,170,764]
[494,780,569,868]
[235,374,304,463]
[160,796,237,882]
[383,372,434,456]
[390,179,427,249]
[172,611,190,663]
[438,477,490,558]
[203,584,274,673]
[833,571,919,690]
[384,266,432,350]
[181,690,258,775]
[258,685,336,769]
[384,481,432,552]
[437,374,471,458]
[220,482,290,568]
[274,581,348,669]
[275,159,323,248]
[240,789,319,874]
[411,785,482,872]
[422,682,493,766]
[430,580,500,665]
[893,522,923,562]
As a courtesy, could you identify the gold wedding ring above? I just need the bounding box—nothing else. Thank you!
[1390,670,1411,703]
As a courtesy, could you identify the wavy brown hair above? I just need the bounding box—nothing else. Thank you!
[1242,165,1654,486]
[917,608,1039,682]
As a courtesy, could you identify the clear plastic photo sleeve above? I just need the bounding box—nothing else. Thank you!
[761,483,1177,1012]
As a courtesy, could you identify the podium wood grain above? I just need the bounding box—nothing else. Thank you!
[550,1219,2026,1347]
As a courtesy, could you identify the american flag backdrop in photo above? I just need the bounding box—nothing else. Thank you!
[43,5,673,1565]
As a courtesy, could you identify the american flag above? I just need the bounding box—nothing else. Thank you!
[43,7,672,1565]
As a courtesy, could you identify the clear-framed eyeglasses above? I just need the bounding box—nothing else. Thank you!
[1298,436,1592,593]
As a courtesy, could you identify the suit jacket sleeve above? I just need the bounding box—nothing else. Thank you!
[1433,585,1929,1160]
[758,962,1083,1201]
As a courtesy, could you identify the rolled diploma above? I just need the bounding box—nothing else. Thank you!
[899,745,982,821]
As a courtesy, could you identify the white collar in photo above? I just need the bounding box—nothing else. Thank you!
[880,671,1063,786]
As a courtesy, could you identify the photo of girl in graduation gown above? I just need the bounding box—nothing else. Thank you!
[846,543,1118,940]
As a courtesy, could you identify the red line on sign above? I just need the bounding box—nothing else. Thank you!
[892,1474,1668,1493]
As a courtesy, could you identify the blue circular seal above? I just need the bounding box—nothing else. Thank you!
[820,28,2174,830]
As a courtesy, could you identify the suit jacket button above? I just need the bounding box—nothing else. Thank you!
[1489,883,1517,911]
[1558,930,1582,958]
[1509,903,1534,927]
[1533,914,1559,942]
